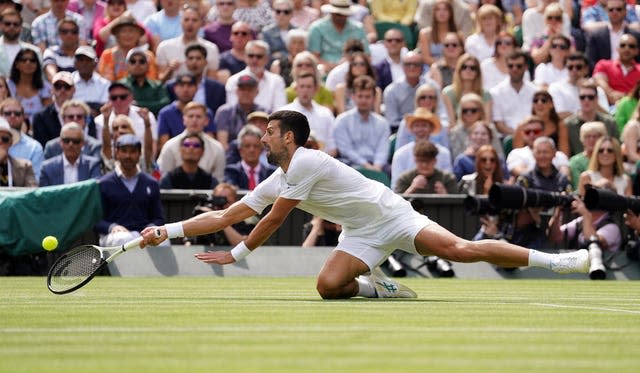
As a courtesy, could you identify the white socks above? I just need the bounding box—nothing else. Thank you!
[528,249,552,269]
[356,276,377,298]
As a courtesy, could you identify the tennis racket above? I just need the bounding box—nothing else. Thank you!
[47,236,144,294]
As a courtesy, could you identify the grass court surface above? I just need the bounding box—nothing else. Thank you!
[1,277,639,373]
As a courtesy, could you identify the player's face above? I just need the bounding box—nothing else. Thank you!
[262,120,288,166]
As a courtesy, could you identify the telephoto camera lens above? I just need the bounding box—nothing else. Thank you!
[426,256,455,277]
[385,254,407,277]
[587,236,606,280]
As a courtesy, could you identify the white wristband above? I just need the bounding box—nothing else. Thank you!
[230,241,252,261]
[165,222,184,239]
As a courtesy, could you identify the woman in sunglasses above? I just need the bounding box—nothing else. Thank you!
[449,93,503,161]
[578,137,632,197]
[533,35,570,88]
[513,89,569,155]
[427,31,465,89]
[529,3,573,65]
[458,143,505,195]
[7,48,52,125]
[442,53,492,128]
[395,82,448,151]
[417,0,458,66]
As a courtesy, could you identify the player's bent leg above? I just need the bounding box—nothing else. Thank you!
[316,250,370,299]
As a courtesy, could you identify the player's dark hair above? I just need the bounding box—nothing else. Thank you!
[269,110,310,147]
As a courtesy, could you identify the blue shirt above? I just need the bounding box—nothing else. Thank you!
[144,10,182,42]
[9,133,44,182]
[581,4,638,25]
[333,108,390,167]
[157,102,216,138]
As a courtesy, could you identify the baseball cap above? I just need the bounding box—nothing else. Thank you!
[237,74,258,87]
[108,81,132,92]
[52,71,74,86]
[175,72,197,85]
[74,45,97,60]
[247,111,269,122]
[125,47,147,62]
[115,134,141,148]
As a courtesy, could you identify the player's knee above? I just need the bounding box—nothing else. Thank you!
[316,275,345,299]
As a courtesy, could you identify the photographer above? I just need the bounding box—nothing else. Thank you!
[189,183,256,246]
[548,195,621,279]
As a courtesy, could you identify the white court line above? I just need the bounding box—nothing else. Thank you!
[531,302,640,315]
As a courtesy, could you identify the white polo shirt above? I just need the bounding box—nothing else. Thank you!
[491,79,537,130]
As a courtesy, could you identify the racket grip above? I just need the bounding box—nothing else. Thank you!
[124,237,144,251]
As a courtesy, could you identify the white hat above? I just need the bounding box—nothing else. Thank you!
[321,0,355,16]
[0,117,18,145]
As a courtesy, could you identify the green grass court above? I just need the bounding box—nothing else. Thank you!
[1,277,639,372]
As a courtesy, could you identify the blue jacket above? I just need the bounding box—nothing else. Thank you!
[43,135,102,160]
[39,154,102,186]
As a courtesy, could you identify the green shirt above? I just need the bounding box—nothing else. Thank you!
[286,85,334,108]
[569,152,589,190]
[119,76,171,116]
[614,96,638,134]
[308,17,370,64]
[565,112,619,156]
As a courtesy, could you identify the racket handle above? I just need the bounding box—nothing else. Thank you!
[123,237,144,251]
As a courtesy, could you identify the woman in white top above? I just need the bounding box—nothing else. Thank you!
[481,31,530,90]
[533,34,570,89]
[464,4,503,63]
[578,137,632,197]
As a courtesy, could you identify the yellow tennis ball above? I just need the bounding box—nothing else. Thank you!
[42,236,58,251]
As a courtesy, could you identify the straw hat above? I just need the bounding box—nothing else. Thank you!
[404,107,441,134]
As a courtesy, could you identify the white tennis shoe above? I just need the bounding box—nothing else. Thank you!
[369,267,417,298]
[550,249,590,274]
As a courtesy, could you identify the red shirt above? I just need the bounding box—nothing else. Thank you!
[593,59,640,94]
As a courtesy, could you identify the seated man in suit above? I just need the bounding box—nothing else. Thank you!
[0,118,37,187]
[43,100,101,160]
[32,71,76,147]
[159,133,219,190]
[224,124,276,190]
[39,123,102,186]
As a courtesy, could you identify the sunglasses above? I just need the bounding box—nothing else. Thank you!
[496,39,513,46]
[551,44,569,50]
[579,94,596,101]
[54,83,72,90]
[0,135,11,144]
[217,1,234,6]
[2,21,20,27]
[295,62,313,68]
[247,53,264,59]
[110,94,129,101]
[461,107,479,115]
[620,43,637,49]
[2,110,22,117]
[524,128,543,136]
[403,62,422,68]
[608,7,624,12]
[182,141,202,149]
[385,38,404,43]
[461,64,478,71]
[418,94,436,100]
[507,63,525,69]
[232,31,250,36]
[61,137,82,145]
[567,64,585,71]
[64,113,85,121]
[546,15,562,22]
[19,58,36,63]
[598,147,614,154]
[351,61,366,67]
[533,97,549,104]
[128,58,147,65]
[274,9,291,15]
[480,157,496,163]
[59,28,79,35]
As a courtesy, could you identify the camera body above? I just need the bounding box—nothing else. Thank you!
[463,195,499,216]
[489,184,575,210]
[192,195,228,215]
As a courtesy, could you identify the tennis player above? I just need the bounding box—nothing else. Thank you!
[141,110,590,299]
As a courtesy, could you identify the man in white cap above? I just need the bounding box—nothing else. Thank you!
[72,45,110,114]
[307,0,369,72]
[0,117,37,187]
[32,71,76,147]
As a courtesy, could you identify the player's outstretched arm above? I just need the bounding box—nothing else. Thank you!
[140,201,257,247]
[195,197,301,265]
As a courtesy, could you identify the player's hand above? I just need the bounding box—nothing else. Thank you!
[140,226,167,248]
[194,250,235,265]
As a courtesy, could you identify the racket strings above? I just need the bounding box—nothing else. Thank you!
[48,247,102,292]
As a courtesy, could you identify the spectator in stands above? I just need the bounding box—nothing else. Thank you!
[93,0,152,57]
[143,0,181,45]
[334,52,381,115]
[96,133,167,247]
[39,122,102,186]
[67,0,106,42]
[43,99,101,159]
[32,71,74,148]
[593,33,640,105]
[578,136,632,196]
[615,80,640,133]
[442,53,492,128]
[217,21,254,84]
[395,139,457,194]
[334,75,389,171]
[97,15,158,82]
[394,81,449,150]
[458,143,504,195]
[119,47,170,116]
[100,113,151,171]
[417,0,458,66]
[223,124,276,190]
[156,5,220,82]
[414,0,473,39]
[512,89,569,156]
[582,0,639,28]
[548,52,608,119]
[157,101,225,181]
[270,29,308,87]
[528,3,572,66]
[521,0,571,52]
[226,40,286,113]
[0,76,7,102]
[0,117,36,186]
[490,49,537,135]
[42,17,80,81]
[290,0,318,30]
[392,107,451,189]
[533,34,570,88]
[95,81,158,158]
[370,0,418,26]
[480,31,527,91]
[284,50,333,110]
[167,44,226,120]
[428,31,465,89]
[0,0,32,43]
[7,47,52,124]
[260,0,294,62]
[31,0,86,52]
[0,98,43,180]
[158,72,216,150]
[464,4,502,63]
[568,121,607,189]
[449,93,502,161]
[0,8,40,77]
[324,38,365,92]
[585,0,640,71]
[279,72,336,156]
[70,46,109,117]
[224,110,268,165]
[203,0,237,53]
[307,0,369,72]
[233,0,273,33]
[373,28,406,92]
[565,80,618,156]
[506,116,569,177]
[159,133,219,189]
[215,73,267,151]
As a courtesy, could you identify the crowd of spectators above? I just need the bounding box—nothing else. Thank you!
[3,0,640,261]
